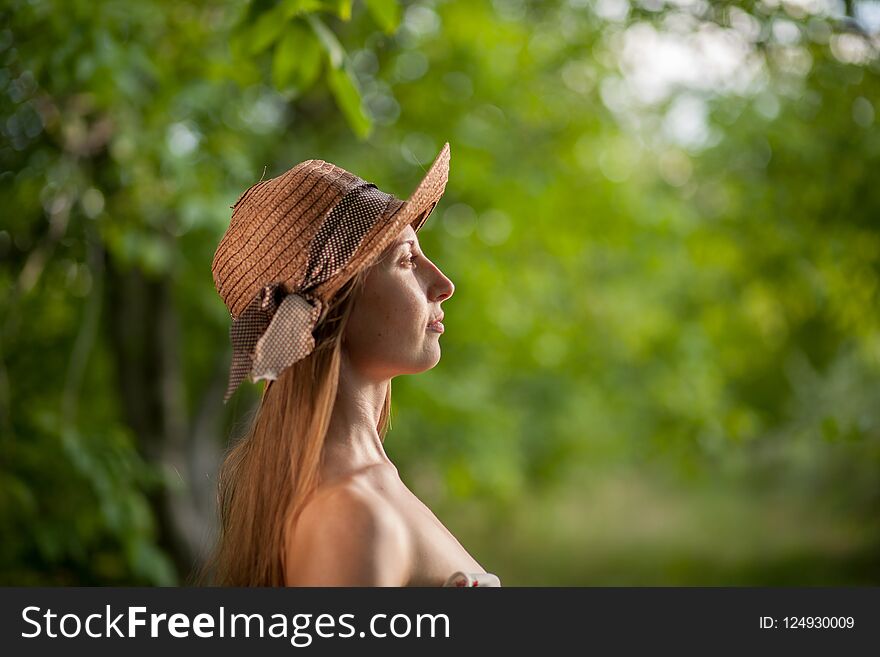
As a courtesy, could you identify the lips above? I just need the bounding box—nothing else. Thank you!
[427,312,445,333]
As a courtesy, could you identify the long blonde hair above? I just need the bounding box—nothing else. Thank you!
[196,265,392,586]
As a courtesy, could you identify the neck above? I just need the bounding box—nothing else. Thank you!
[321,351,396,484]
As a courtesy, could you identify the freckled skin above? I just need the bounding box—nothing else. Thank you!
[344,224,454,380]
[285,224,486,587]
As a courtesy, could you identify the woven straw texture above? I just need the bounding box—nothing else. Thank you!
[212,143,449,319]
[211,142,450,402]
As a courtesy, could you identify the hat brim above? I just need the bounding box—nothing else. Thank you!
[310,142,450,302]
[382,140,450,236]
[404,141,450,233]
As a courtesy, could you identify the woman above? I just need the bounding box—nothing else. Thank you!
[202,143,501,587]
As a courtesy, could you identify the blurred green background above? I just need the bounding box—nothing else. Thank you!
[1,0,878,585]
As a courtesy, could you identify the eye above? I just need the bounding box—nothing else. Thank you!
[405,252,419,268]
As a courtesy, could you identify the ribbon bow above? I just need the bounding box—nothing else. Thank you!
[221,181,396,403]
[223,282,324,403]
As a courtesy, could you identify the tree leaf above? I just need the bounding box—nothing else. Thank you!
[272,21,324,93]
[305,13,345,68]
[326,64,372,139]
[323,0,353,21]
[365,0,401,34]
[244,5,288,55]
[304,14,370,136]
[280,0,325,19]
[241,0,280,24]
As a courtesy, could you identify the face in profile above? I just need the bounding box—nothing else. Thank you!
[343,224,455,380]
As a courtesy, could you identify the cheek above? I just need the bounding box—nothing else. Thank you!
[359,280,422,339]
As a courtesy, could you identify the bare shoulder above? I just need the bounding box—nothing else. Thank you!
[284,479,412,586]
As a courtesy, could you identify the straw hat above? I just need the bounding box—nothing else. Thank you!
[211,142,451,403]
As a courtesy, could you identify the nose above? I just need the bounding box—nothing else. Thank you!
[428,262,454,302]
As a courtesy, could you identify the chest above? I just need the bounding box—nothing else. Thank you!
[391,487,485,586]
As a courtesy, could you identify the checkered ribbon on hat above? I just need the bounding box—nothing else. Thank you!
[223,182,397,403]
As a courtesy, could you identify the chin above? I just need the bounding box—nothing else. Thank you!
[426,349,442,369]
[413,349,442,373]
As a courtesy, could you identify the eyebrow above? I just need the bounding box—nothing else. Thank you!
[382,238,417,261]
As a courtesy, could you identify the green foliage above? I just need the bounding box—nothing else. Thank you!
[1,0,878,585]
[365,0,401,33]
[233,0,398,136]
[272,21,324,94]
[304,12,373,136]
[325,54,373,137]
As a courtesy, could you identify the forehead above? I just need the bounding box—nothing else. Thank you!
[382,226,420,254]
[397,224,418,243]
